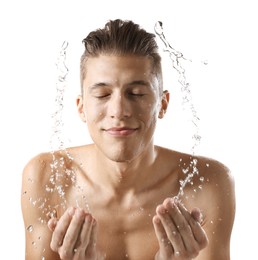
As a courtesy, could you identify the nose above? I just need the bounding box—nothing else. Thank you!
[108,93,132,119]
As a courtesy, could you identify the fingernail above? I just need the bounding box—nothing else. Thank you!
[157,206,166,214]
[92,217,97,225]
[199,212,204,223]
[173,196,179,205]
[68,207,75,216]
[85,214,92,222]
[75,208,84,217]
[154,216,161,224]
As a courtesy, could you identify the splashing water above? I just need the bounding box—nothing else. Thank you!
[47,41,90,213]
[50,41,69,152]
[154,21,205,199]
[27,42,76,227]
[48,41,75,210]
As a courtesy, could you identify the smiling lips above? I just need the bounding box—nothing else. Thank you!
[105,127,138,136]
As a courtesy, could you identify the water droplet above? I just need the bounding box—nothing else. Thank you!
[28,178,34,183]
[199,176,204,182]
[154,21,164,35]
[27,225,33,232]
[182,167,189,174]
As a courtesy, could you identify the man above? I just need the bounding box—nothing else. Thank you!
[21,19,235,260]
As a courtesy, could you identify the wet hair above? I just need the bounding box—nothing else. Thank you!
[80,19,163,95]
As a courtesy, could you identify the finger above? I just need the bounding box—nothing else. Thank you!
[157,204,185,255]
[152,215,173,257]
[74,213,93,252]
[164,199,198,254]
[85,217,98,258]
[50,207,76,252]
[61,208,87,255]
[178,203,208,248]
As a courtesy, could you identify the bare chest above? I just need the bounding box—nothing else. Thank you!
[93,203,159,260]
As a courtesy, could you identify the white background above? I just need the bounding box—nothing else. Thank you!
[0,0,257,259]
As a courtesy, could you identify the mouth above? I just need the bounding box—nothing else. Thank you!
[104,127,138,137]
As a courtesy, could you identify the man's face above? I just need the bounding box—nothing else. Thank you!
[78,54,163,162]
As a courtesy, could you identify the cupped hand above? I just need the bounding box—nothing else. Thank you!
[153,197,208,260]
[48,207,102,260]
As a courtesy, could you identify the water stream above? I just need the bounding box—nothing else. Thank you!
[154,21,206,198]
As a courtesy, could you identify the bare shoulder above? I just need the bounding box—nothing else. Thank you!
[178,153,235,217]
[194,155,235,208]
[21,151,62,225]
[22,152,53,186]
[21,145,91,218]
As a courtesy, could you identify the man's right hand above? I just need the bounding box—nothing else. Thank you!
[48,207,102,260]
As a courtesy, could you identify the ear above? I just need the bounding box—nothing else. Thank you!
[158,90,170,119]
[76,95,87,122]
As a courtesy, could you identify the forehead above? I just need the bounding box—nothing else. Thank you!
[82,54,155,84]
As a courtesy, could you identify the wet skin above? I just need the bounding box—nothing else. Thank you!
[21,54,235,260]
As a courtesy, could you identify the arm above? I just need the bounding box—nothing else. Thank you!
[196,161,236,260]
[21,153,61,259]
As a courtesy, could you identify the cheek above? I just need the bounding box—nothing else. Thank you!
[139,103,160,127]
[84,101,105,122]
[144,101,160,117]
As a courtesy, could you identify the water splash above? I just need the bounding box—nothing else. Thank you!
[47,41,90,213]
[26,42,76,223]
[154,21,204,198]
[48,41,75,209]
[50,40,69,152]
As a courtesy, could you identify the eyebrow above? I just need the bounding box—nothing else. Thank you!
[89,80,151,90]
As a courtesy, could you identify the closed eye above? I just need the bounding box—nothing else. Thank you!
[94,94,110,99]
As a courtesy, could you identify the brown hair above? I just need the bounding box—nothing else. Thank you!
[80,19,163,95]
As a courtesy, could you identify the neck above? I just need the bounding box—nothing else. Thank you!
[91,144,157,196]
